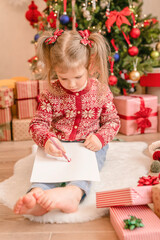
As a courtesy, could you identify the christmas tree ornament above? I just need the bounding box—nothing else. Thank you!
[82,0,91,21]
[129,69,140,81]
[130,12,141,39]
[108,57,118,86]
[113,52,120,62]
[25,1,42,26]
[150,50,159,59]
[60,0,70,25]
[128,45,139,56]
[109,74,118,86]
[130,27,141,39]
[47,11,57,28]
[105,7,131,33]
[100,0,109,9]
[122,31,139,56]
[156,42,160,52]
[129,59,140,82]
[111,39,120,62]
[34,33,40,42]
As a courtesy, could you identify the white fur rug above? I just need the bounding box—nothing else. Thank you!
[0,142,151,224]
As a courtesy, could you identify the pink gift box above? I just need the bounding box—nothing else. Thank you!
[0,86,14,108]
[96,186,152,208]
[113,94,158,135]
[158,104,160,132]
[110,205,160,240]
[0,108,12,141]
[16,80,38,119]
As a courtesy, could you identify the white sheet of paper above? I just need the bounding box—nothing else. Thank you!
[30,142,100,183]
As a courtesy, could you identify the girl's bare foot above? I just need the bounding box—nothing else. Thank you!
[13,188,48,216]
[34,185,84,213]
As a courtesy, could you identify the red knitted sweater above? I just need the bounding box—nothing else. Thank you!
[29,78,120,148]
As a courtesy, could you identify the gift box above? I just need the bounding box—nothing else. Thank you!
[15,80,38,119]
[158,104,160,132]
[152,184,160,218]
[140,68,160,87]
[110,205,160,240]
[113,95,158,135]
[12,117,32,141]
[96,186,152,208]
[0,86,14,108]
[0,108,12,141]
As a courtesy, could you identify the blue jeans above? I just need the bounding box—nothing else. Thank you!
[29,144,109,196]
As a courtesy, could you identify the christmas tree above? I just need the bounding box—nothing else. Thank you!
[25,0,160,95]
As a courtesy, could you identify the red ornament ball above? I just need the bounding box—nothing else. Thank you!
[130,28,141,39]
[153,151,160,161]
[128,46,139,56]
[109,75,117,86]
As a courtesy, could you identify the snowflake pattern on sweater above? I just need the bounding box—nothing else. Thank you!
[29,78,120,148]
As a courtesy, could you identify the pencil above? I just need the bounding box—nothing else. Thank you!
[50,137,71,162]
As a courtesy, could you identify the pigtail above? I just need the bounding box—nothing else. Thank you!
[88,33,110,85]
[37,32,53,86]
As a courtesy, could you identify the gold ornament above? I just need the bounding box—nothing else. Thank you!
[129,69,141,82]
[150,50,159,59]
[156,42,160,52]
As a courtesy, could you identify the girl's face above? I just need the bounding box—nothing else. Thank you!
[55,66,88,92]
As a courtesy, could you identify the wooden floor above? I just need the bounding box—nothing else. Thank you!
[0,133,160,240]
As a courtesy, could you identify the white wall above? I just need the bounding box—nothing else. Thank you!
[0,0,160,80]
[0,0,45,80]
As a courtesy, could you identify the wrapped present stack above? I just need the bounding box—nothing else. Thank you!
[0,78,48,141]
[0,87,14,141]
[12,79,48,141]
[113,94,158,135]
[96,181,160,240]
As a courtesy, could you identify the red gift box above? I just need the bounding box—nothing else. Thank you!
[113,95,158,135]
[0,108,12,141]
[140,69,160,87]
[16,80,38,119]
[96,186,152,208]
[110,205,160,240]
[0,86,14,108]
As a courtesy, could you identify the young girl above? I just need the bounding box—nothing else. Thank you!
[14,29,120,216]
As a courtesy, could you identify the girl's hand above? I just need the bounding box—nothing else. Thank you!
[45,137,66,157]
[83,133,102,152]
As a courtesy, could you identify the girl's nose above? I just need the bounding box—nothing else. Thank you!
[69,80,76,88]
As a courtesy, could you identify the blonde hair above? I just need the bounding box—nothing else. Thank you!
[37,30,110,90]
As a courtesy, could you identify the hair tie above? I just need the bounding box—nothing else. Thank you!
[45,29,64,45]
[78,30,93,48]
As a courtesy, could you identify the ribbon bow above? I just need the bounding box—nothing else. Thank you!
[135,107,152,133]
[45,29,64,45]
[78,30,93,48]
[105,7,131,32]
[137,175,159,186]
